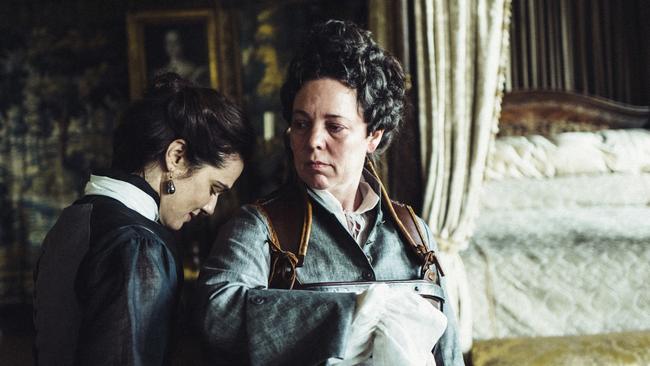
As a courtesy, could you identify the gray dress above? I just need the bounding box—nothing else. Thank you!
[195,177,464,366]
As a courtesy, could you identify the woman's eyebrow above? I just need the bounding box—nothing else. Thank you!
[212,181,230,192]
[324,113,345,120]
[294,109,346,118]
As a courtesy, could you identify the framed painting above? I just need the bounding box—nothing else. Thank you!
[126,8,219,99]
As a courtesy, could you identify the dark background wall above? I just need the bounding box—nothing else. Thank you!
[0,1,366,364]
[507,0,650,105]
[0,0,367,302]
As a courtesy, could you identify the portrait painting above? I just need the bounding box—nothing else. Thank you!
[127,9,219,99]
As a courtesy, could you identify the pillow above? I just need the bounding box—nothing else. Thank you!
[486,135,556,180]
[486,129,650,180]
[600,129,650,173]
[547,132,609,175]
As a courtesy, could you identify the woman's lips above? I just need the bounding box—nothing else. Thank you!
[306,161,329,171]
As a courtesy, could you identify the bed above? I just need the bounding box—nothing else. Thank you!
[463,90,650,365]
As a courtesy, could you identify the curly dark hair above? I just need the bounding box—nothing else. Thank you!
[112,72,254,175]
[280,19,406,153]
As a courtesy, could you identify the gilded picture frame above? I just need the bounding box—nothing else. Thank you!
[126,8,219,100]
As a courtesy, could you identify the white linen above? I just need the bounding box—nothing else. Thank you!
[465,204,650,340]
[470,170,650,339]
[467,129,650,343]
[330,284,447,366]
[84,174,159,221]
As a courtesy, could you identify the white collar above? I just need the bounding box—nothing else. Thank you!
[84,175,159,222]
[309,179,380,225]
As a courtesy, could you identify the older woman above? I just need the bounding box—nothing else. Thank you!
[196,21,463,365]
[33,73,254,366]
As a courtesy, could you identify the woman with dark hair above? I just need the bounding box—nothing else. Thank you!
[197,20,463,365]
[33,73,254,366]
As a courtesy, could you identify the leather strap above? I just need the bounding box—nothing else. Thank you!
[255,185,311,288]
[366,160,444,281]
[258,160,444,288]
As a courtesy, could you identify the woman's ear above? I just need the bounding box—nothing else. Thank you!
[165,139,188,174]
[367,129,384,153]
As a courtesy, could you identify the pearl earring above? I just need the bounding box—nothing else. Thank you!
[164,173,176,194]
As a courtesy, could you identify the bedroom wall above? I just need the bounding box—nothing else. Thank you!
[506,0,650,106]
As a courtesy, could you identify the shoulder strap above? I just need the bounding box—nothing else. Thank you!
[258,161,444,288]
[366,160,444,282]
[254,185,312,289]
[389,201,444,281]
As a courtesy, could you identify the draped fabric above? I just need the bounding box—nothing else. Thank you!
[413,0,512,352]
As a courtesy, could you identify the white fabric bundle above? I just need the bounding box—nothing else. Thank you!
[330,284,448,366]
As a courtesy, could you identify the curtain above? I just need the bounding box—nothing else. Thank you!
[368,0,426,209]
[413,0,511,352]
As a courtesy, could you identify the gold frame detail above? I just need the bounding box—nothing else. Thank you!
[126,8,219,100]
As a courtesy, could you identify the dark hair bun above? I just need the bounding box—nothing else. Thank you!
[145,72,196,99]
[112,72,254,174]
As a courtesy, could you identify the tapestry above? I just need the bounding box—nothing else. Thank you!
[0,27,127,304]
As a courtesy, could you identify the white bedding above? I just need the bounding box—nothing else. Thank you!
[480,173,650,210]
[464,204,650,340]
[466,159,650,340]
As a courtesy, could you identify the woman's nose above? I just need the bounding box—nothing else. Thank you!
[201,194,219,215]
[307,125,325,150]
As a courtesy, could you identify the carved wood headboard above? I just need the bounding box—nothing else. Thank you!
[498,90,650,137]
